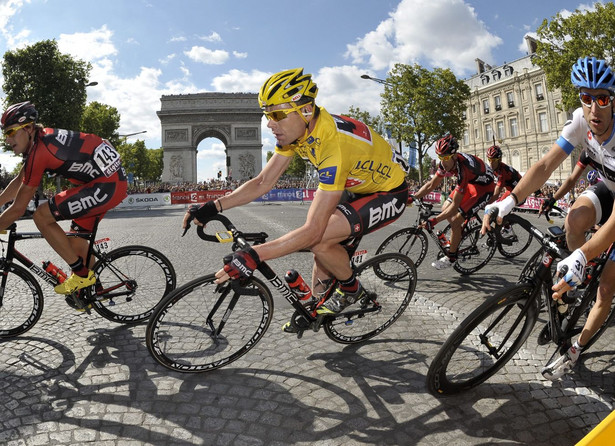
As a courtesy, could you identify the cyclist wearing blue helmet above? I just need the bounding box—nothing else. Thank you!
[483,56,615,380]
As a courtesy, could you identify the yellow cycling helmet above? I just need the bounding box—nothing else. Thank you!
[258,68,318,108]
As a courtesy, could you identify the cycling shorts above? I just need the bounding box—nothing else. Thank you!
[48,175,128,232]
[337,181,408,237]
[579,181,614,226]
[448,183,494,219]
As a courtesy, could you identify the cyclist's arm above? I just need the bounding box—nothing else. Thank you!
[250,187,343,262]
[0,181,36,230]
[218,153,292,210]
[552,163,585,201]
[488,184,502,204]
[435,188,463,222]
[510,143,568,204]
[0,168,24,208]
[413,175,443,200]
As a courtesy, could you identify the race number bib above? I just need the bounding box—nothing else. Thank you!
[93,141,121,177]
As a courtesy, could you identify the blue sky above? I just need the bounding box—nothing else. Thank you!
[0,0,596,181]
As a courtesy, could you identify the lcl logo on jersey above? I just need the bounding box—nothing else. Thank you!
[318,167,337,185]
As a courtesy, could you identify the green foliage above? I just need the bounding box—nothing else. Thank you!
[117,140,163,184]
[380,63,470,184]
[533,2,615,111]
[80,101,121,146]
[144,148,164,182]
[265,150,306,179]
[2,40,92,129]
[345,106,381,130]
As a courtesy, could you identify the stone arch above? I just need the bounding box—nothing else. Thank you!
[157,92,262,183]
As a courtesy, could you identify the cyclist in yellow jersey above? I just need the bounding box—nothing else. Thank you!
[184,68,409,320]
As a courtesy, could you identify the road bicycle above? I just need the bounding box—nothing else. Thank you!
[0,220,177,338]
[146,214,417,373]
[426,211,615,395]
[377,200,533,274]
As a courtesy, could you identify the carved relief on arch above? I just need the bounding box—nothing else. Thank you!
[238,152,256,179]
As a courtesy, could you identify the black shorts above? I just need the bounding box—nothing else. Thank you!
[580,181,614,225]
[337,181,408,237]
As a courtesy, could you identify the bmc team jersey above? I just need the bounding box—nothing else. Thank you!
[274,108,407,194]
[436,152,495,194]
[556,107,615,192]
[23,128,126,187]
[493,162,522,190]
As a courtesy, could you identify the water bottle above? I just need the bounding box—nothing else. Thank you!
[43,260,67,283]
[436,231,449,247]
[284,269,313,303]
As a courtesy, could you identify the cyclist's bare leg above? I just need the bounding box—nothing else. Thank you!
[565,196,596,250]
[448,213,464,254]
[578,261,615,346]
[33,205,81,265]
[310,209,353,288]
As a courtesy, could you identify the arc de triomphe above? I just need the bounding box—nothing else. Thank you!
[157,92,263,183]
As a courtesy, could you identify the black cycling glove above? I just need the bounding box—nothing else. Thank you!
[189,200,219,223]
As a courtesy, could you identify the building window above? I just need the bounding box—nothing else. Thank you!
[483,99,490,114]
[472,104,476,113]
[496,121,505,139]
[538,112,548,132]
[485,123,493,142]
[509,117,519,137]
[494,95,502,111]
[463,130,469,145]
[474,128,479,140]
[507,92,515,107]
[535,83,544,100]
[512,150,521,172]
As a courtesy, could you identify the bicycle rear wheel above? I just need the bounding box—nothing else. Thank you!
[375,227,428,267]
[0,264,44,339]
[426,284,538,395]
[146,275,273,373]
[454,225,496,275]
[323,252,416,344]
[91,245,176,324]
[497,221,533,258]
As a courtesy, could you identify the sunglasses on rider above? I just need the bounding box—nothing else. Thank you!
[263,104,307,122]
[3,122,31,138]
[438,154,454,161]
[579,92,614,109]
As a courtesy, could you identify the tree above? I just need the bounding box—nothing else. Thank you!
[265,150,306,180]
[2,39,92,129]
[533,2,615,111]
[144,148,164,182]
[80,101,121,146]
[380,63,470,184]
[345,106,381,130]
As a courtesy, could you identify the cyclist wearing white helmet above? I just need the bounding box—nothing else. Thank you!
[482,56,615,380]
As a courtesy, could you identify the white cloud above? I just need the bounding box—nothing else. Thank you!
[0,0,30,47]
[233,51,248,59]
[57,25,117,61]
[210,69,271,93]
[169,35,186,43]
[184,46,229,65]
[199,32,222,43]
[345,0,502,75]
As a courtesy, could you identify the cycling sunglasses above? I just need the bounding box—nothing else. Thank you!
[263,104,306,122]
[3,122,31,138]
[438,154,454,161]
[579,92,614,109]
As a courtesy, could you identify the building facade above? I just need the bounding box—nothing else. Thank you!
[459,37,580,185]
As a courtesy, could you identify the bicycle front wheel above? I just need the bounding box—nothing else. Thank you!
[91,245,176,324]
[426,284,538,395]
[497,221,533,258]
[0,263,44,339]
[375,227,428,268]
[146,275,273,373]
[324,252,417,344]
[454,226,496,275]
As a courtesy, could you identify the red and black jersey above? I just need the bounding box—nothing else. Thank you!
[436,152,495,194]
[23,128,126,188]
[493,161,522,190]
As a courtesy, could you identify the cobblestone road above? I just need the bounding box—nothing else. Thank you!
[0,203,612,445]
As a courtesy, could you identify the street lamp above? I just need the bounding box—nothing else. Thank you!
[360,74,390,85]
[85,81,98,87]
[119,130,147,139]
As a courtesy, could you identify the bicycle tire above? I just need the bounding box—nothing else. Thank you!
[146,274,274,373]
[0,263,44,338]
[323,252,417,344]
[375,227,428,268]
[90,245,176,324]
[497,221,533,258]
[453,225,496,275]
[427,284,538,395]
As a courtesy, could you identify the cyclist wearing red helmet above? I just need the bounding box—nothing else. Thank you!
[412,134,495,269]
[486,144,522,204]
[483,57,615,380]
[0,101,128,300]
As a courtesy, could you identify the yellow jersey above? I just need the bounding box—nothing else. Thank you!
[274,107,407,194]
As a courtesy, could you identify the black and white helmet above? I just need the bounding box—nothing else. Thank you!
[1,101,38,130]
